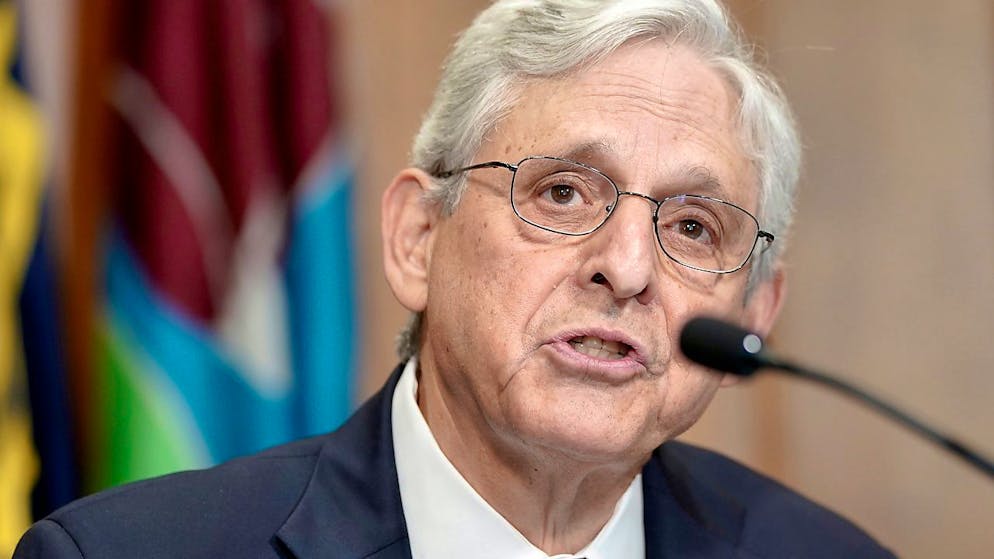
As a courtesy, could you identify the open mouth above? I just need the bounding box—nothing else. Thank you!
[568,336,633,361]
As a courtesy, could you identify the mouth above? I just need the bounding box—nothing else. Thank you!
[548,329,647,381]
[568,335,633,361]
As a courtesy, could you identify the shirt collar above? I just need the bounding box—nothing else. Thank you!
[392,358,645,559]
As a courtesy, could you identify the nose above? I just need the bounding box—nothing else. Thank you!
[577,193,659,304]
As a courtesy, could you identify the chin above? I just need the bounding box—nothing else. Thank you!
[504,402,660,465]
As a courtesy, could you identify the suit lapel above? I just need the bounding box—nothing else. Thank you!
[642,443,745,558]
[275,365,412,559]
[275,367,748,559]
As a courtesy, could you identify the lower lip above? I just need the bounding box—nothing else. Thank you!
[545,341,646,383]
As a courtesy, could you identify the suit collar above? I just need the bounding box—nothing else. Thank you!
[275,364,745,558]
[642,442,745,556]
[276,365,411,559]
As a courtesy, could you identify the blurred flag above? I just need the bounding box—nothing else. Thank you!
[14,0,80,527]
[18,199,79,522]
[0,0,43,552]
[71,0,356,490]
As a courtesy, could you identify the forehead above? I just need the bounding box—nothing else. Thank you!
[487,40,756,204]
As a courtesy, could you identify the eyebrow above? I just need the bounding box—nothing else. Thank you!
[677,165,730,199]
[550,141,733,200]
[555,140,619,164]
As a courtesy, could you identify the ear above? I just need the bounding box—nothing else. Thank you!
[719,266,787,388]
[743,266,787,338]
[381,168,439,313]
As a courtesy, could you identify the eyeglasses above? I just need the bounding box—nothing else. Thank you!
[436,156,773,274]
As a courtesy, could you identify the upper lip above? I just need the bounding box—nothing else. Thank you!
[550,326,649,365]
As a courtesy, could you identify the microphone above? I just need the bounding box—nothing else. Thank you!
[679,316,994,480]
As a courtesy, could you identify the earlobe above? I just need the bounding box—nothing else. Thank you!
[381,168,438,313]
[719,373,739,388]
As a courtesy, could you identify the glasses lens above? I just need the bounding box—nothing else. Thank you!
[510,157,617,235]
[656,195,759,273]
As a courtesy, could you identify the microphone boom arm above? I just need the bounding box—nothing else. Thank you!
[765,355,994,480]
[679,316,994,481]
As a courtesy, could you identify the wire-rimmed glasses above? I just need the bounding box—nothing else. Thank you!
[436,155,773,274]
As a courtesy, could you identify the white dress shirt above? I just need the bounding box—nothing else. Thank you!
[392,358,646,559]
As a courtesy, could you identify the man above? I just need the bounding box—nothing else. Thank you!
[16,1,894,557]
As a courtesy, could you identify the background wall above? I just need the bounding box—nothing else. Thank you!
[342,1,994,557]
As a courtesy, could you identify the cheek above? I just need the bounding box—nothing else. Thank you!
[660,272,750,325]
[652,367,722,436]
[444,205,575,302]
[428,213,534,338]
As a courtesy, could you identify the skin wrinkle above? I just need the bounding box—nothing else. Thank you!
[566,43,741,177]
[569,90,740,189]
[525,64,750,210]
[578,82,723,131]
[395,40,782,554]
[575,78,729,135]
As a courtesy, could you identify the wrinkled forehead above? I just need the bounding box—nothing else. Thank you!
[484,41,758,208]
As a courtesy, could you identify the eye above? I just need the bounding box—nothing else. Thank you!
[678,219,709,241]
[532,173,592,207]
[658,209,721,248]
[547,184,579,205]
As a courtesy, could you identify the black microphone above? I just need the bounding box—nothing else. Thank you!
[679,316,994,481]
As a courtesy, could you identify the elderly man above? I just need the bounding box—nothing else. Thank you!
[17,1,894,558]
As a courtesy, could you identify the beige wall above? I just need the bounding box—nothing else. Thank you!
[342,0,491,393]
[343,2,994,557]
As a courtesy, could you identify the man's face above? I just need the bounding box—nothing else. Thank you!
[408,41,781,464]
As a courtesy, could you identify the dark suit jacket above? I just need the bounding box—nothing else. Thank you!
[15,365,895,558]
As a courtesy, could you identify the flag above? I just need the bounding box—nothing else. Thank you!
[69,0,356,491]
[18,199,79,521]
[0,0,43,552]
[13,0,81,525]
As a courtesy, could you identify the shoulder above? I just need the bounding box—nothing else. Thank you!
[15,435,329,558]
[15,369,405,558]
[650,441,896,558]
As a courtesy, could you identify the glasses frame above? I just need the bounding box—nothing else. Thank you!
[436,155,774,274]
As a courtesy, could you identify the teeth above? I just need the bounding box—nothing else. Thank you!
[569,336,630,360]
[581,336,602,350]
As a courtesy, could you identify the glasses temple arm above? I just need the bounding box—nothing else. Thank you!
[435,161,517,179]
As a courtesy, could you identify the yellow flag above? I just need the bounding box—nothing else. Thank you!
[0,1,43,554]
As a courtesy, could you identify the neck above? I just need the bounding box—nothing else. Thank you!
[416,364,643,554]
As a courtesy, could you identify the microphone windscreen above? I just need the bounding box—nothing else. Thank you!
[679,316,765,376]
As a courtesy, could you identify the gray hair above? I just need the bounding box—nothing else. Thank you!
[397,0,801,360]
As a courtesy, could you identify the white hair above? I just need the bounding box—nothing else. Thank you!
[398,0,801,359]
